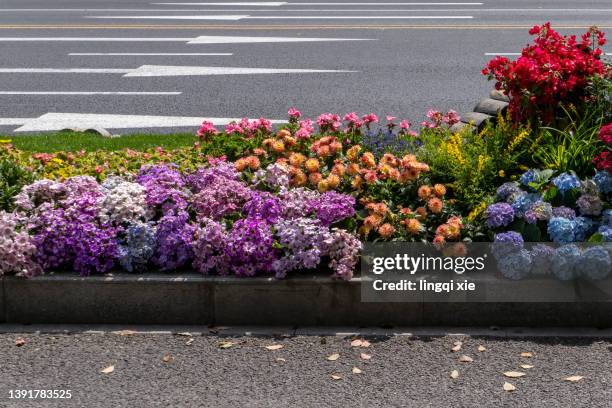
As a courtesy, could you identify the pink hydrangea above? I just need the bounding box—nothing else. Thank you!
[316,113,342,132]
[287,107,301,120]
[296,118,314,139]
[362,113,379,127]
[196,121,218,139]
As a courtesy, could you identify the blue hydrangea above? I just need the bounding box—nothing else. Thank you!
[598,225,612,242]
[602,209,612,227]
[552,173,580,195]
[519,169,540,188]
[485,203,515,228]
[593,171,612,194]
[527,201,553,221]
[572,217,595,241]
[576,246,611,280]
[496,182,522,202]
[530,244,555,276]
[118,222,157,273]
[491,231,524,260]
[497,249,532,280]
[511,193,541,217]
[547,217,575,244]
[551,244,581,281]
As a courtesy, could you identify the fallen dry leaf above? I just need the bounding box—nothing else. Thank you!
[163,354,173,363]
[451,341,462,352]
[113,330,136,336]
[177,332,193,337]
[352,367,363,374]
[478,345,486,352]
[351,339,371,348]
[458,355,473,363]
[520,352,533,358]
[503,382,516,392]
[360,353,372,360]
[275,358,286,363]
[185,338,194,346]
[14,338,26,347]
[100,365,115,374]
[219,341,234,349]
[503,371,526,378]
[265,344,284,351]
[450,370,459,379]
[327,353,340,361]
[520,364,534,369]
[563,375,584,383]
[331,374,342,380]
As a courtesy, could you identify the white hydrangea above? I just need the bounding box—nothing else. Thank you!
[100,177,152,224]
[0,211,41,277]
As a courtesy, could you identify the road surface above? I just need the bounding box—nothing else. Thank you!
[0,0,610,134]
[0,327,610,407]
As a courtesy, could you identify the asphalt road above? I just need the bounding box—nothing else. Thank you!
[0,328,610,407]
[0,0,611,134]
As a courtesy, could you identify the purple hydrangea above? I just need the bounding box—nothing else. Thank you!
[551,244,581,280]
[225,218,278,277]
[497,249,531,280]
[118,221,157,273]
[576,246,611,280]
[547,217,575,244]
[530,244,555,276]
[137,164,189,216]
[327,228,361,280]
[191,177,252,221]
[278,188,319,219]
[485,203,515,228]
[576,194,603,216]
[192,218,229,275]
[152,211,195,271]
[309,191,356,226]
[243,191,282,224]
[491,231,524,260]
[0,211,42,277]
[552,206,576,220]
[496,182,522,202]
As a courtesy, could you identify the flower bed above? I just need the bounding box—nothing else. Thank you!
[1,23,611,282]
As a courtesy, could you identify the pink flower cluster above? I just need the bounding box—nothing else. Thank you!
[421,109,461,129]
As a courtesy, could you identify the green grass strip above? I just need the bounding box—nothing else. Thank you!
[2,131,197,152]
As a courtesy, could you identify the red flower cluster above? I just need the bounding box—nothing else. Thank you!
[482,23,607,123]
[593,123,612,171]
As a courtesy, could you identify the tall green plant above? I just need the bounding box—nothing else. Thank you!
[0,158,33,211]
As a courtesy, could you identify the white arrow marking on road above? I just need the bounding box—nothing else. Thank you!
[87,15,249,20]
[0,65,355,77]
[123,65,355,76]
[188,35,374,44]
[0,92,182,95]
[12,113,285,132]
[0,37,193,42]
[69,53,233,56]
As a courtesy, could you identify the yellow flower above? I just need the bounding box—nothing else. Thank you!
[507,129,529,152]
[498,170,505,177]
[467,201,488,222]
[445,132,465,165]
[0,139,12,144]
[476,154,489,173]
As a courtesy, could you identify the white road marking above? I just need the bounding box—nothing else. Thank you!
[188,35,374,44]
[154,2,287,5]
[0,118,29,126]
[0,91,182,95]
[0,37,192,42]
[12,113,285,132]
[87,15,249,20]
[0,65,354,77]
[69,53,233,56]
[123,65,356,76]
[155,2,483,5]
[89,15,473,20]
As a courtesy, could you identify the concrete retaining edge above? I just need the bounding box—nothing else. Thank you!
[3,274,611,327]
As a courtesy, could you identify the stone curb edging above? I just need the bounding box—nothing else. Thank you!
[3,274,611,327]
[450,90,510,133]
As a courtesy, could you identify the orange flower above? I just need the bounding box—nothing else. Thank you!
[262,138,275,148]
[347,145,362,162]
[388,168,401,182]
[272,140,285,153]
[417,185,432,200]
[363,170,378,184]
[326,174,341,189]
[347,163,361,176]
[433,183,447,197]
[415,206,428,219]
[317,179,330,192]
[309,172,323,185]
[447,215,463,228]
[276,128,292,139]
[284,136,297,147]
[331,163,346,177]
[289,153,306,167]
[404,218,424,235]
[253,148,267,157]
[351,175,363,190]
[291,168,307,186]
[427,197,443,214]
[235,158,248,171]
[246,155,260,170]
[366,202,388,216]
[399,207,413,216]
[364,214,383,229]
[330,141,343,154]
[378,223,396,239]
[380,153,398,166]
[304,158,320,173]
[433,235,446,249]
[360,152,376,169]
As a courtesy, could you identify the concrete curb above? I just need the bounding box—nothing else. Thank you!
[2,274,611,327]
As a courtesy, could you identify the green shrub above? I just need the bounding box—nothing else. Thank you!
[0,158,33,211]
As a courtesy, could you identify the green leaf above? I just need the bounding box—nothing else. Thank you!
[588,233,604,243]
